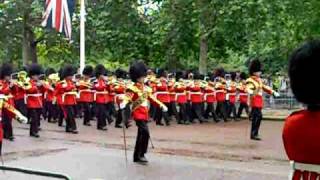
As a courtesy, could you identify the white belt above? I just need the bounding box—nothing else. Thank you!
[25,93,42,104]
[62,92,78,103]
[153,91,169,97]
[228,93,236,96]
[94,91,109,102]
[238,93,248,96]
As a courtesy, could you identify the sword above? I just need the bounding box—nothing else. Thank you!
[121,109,128,164]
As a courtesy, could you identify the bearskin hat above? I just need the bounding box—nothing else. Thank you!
[249,58,262,75]
[129,60,147,82]
[82,65,94,76]
[0,63,13,79]
[239,72,247,80]
[28,64,43,77]
[61,64,76,79]
[45,68,56,76]
[157,68,167,78]
[175,71,184,81]
[289,40,320,105]
[115,68,127,79]
[231,72,237,81]
[95,64,106,78]
[214,68,225,78]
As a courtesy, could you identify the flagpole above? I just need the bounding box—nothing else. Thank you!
[80,0,86,73]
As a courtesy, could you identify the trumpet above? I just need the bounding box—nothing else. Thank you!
[10,71,32,90]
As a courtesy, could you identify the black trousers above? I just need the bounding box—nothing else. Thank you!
[168,102,178,118]
[115,105,131,127]
[150,104,156,120]
[216,101,227,121]
[28,108,41,135]
[154,103,170,125]
[64,105,77,132]
[96,103,107,129]
[15,99,27,117]
[133,120,150,160]
[80,102,92,125]
[227,102,237,119]
[186,102,193,122]
[44,101,58,122]
[191,103,205,122]
[250,107,262,137]
[237,103,249,118]
[204,103,218,121]
[2,110,13,138]
[177,103,189,123]
[106,102,114,124]
[58,105,65,126]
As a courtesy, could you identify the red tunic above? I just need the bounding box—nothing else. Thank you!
[246,76,273,108]
[0,80,14,106]
[189,83,203,103]
[114,83,126,105]
[25,80,44,109]
[175,84,187,104]
[12,85,25,101]
[127,83,150,121]
[155,79,170,103]
[215,82,226,102]
[204,87,216,103]
[283,110,320,179]
[55,80,77,105]
[94,79,109,104]
[227,82,237,104]
[78,80,94,103]
[237,82,248,104]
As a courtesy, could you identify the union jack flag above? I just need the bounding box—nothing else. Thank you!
[41,0,75,39]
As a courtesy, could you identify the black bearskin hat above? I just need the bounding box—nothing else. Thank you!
[129,60,147,82]
[115,68,127,79]
[45,68,56,76]
[231,72,237,81]
[0,63,13,79]
[95,64,106,78]
[289,40,320,105]
[82,65,94,76]
[239,72,247,80]
[28,64,43,77]
[249,58,262,75]
[157,69,167,78]
[214,68,225,78]
[61,64,76,79]
[175,71,184,81]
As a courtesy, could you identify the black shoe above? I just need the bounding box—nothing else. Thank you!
[71,130,78,134]
[165,122,170,126]
[30,133,40,138]
[98,127,108,131]
[108,118,114,124]
[84,123,91,126]
[178,121,184,124]
[8,136,15,141]
[250,136,261,141]
[184,121,191,125]
[156,122,164,126]
[125,123,132,129]
[115,124,123,128]
[134,158,148,165]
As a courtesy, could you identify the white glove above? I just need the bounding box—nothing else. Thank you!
[161,105,168,112]
[273,92,280,97]
[17,114,28,124]
[119,102,126,110]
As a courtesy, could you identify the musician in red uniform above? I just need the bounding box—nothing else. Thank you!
[26,64,46,138]
[214,68,228,122]
[120,60,167,164]
[93,64,109,131]
[168,73,178,121]
[203,76,218,122]
[78,65,94,126]
[12,70,28,118]
[175,71,190,124]
[189,73,206,123]
[154,69,171,126]
[0,63,16,140]
[227,72,238,121]
[43,68,57,123]
[283,40,320,179]
[55,65,78,134]
[246,59,279,140]
[237,72,249,118]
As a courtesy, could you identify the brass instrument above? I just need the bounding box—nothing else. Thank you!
[10,71,32,90]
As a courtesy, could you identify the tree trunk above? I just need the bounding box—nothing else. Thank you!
[22,8,37,66]
[199,34,208,74]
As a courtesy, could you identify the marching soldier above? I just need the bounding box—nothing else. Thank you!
[43,68,58,123]
[237,72,249,118]
[189,73,206,123]
[26,64,46,138]
[175,71,190,124]
[11,70,28,117]
[119,60,168,164]
[56,65,78,134]
[93,64,109,131]
[78,65,94,126]
[203,76,218,122]
[283,40,320,179]
[214,68,228,122]
[227,72,238,121]
[246,59,279,140]
[0,63,16,140]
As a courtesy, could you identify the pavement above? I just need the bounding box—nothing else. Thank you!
[0,113,292,180]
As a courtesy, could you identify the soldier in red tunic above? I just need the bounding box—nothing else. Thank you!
[78,65,94,126]
[226,72,238,121]
[120,60,167,164]
[56,65,78,134]
[283,40,320,179]
[43,68,58,123]
[26,64,46,138]
[214,68,228,122]
[246,59,279,140]
[0,63,16,140]
[175,71,190,124]
[237,72,249,118]
[93,64,109,131]
[11,70,28,118]
[203,76,218,122]
[189,73,206,123]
